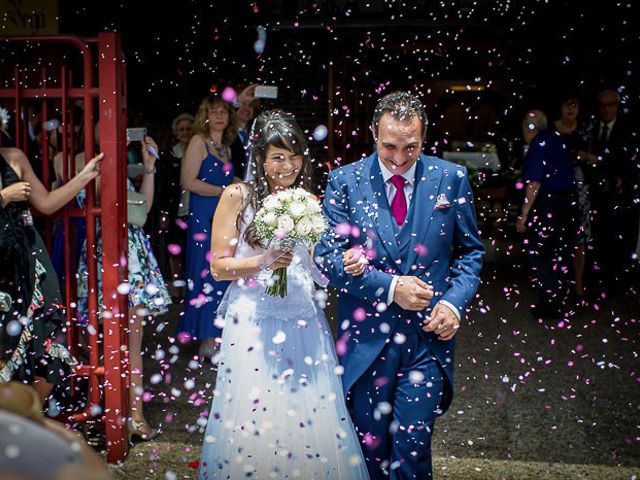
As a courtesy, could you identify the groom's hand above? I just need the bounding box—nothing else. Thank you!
[423,302,460,341]
[393,276,433,311]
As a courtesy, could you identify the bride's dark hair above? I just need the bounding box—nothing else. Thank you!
[241,109,314,248]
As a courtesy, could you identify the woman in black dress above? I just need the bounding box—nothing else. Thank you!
[0,114,102,406]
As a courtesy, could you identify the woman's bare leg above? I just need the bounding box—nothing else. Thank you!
[128,305,147,424]
[168,256,184,299]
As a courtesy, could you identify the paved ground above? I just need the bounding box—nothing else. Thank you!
[112,242,640,479]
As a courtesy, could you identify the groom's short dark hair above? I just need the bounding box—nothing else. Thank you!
[372,91,428,137]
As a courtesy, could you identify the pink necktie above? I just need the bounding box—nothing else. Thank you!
[389,175,407,227]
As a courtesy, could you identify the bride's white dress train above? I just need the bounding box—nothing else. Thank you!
[198,201,369,479]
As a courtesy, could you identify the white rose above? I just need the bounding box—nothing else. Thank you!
[277,191,293,203]
[312,216,326,234]
[263,195,281,210]
[277,215,294,233]
[293,188,308,200]
[306,200,322,213]
[263,211,278,226]
[289,201,307,218]
[296,216,313,236]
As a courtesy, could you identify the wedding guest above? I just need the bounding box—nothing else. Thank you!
[0,109,102,406]
[155,113,194,300]
[230,83,260,178]
[585,88,638,291]
[551,93,593,299]
[517,110,579,319]
[177,96,237,358]
[76,136,171,441]
[50,124,96,284]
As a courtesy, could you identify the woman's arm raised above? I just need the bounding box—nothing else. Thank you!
[9,148,102,215]
[138,136,158,212]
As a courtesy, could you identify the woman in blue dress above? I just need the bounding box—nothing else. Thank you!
[178,96,238,357]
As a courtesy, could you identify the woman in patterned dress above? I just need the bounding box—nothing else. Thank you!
[77,135,171,441]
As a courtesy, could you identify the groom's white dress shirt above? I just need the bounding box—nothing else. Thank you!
[378,158,461,320]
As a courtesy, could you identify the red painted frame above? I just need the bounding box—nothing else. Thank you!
[0,33,130,462]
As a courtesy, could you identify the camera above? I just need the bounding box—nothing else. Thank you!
[126,127,147,142]
[254,85,278,99]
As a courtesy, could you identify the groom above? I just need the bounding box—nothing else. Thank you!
[316,91,484,479]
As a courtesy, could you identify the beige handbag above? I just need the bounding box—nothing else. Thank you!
[127,190,148,227]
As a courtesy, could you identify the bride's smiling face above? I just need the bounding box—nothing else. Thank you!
[263,145,303,191]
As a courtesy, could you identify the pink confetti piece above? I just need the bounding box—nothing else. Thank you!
[336,339,348,356]
[334,222,352,236]
[177,332,192,344]
[353,307,366,322]
[374,376,389,387]
[221,86,236,103]
[176,218,188,230]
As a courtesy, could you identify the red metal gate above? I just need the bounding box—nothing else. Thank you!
[0,32,130,462]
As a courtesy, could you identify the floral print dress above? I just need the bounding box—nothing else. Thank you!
[76,180,171,323]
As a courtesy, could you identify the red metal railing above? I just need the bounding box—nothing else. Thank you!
[0,33,129,462]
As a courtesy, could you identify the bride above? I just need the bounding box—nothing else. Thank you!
[198,110,369,479]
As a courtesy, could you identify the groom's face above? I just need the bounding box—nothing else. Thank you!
[374,113,424,175]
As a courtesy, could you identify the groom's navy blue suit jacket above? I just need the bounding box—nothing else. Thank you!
[315,152,484,414]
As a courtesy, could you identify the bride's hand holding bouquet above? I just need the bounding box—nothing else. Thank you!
[254,187,326,297]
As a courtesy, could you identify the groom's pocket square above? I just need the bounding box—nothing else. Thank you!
[434,193,452,210]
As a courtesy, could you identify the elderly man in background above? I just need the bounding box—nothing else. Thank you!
[586,89,638,293]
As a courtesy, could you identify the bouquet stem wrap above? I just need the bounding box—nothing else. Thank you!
[266,266,288,298]
[265,245,329,297]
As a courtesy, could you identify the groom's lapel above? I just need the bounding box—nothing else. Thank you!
[356,154,401,263]
[404,155,443,274]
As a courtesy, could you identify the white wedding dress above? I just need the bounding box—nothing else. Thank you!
[198,195,369,479]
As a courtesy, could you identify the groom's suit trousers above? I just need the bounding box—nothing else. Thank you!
[349,329,446,480]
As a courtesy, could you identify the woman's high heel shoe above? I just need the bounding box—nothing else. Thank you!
[128,418,160,444]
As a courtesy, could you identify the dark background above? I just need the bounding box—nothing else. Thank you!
[55,1,639,150]
[2,0,638,163]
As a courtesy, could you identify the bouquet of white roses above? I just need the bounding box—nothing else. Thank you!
[254,187,327,297]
